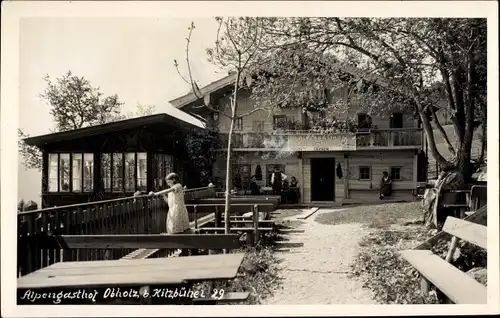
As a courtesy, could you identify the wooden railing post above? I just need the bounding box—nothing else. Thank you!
[194,205,198,229]
[253,204,259,246]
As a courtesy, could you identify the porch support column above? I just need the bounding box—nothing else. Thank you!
[298,153,304,203]
[147,151,153,192]
[413,150,418,189]
[41,150,49,208]
[344,153,349,200]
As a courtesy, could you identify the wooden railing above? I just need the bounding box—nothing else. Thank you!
[219,131,356,151]
[17,187,215,277]
[356,128,422,148]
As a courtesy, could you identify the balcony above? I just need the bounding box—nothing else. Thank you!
[220,131,356,151]
[355,128,422,149]
[219,128,422,152]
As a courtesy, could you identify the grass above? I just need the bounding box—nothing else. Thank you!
[315,201,423,229]
[350,227,440,304]
[331,201,488,304]
[194,232,283,305]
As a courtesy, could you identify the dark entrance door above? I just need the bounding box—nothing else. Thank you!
[311,158,335,201]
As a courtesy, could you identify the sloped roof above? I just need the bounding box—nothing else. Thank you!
[24,112,205,147]
[169,73,236,109]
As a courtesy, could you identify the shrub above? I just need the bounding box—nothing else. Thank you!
[194,232,282,304]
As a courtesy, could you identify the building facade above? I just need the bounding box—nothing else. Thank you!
[170,74,427,204]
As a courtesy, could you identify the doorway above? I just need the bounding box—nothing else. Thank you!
[311,158,335,201]
[390,113,403,128]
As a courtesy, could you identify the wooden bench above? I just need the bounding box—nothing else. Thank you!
[196,204,275,246]
[17,253,246,305]
[30,232,244,305]
[400,213,487,304]
[437,185,488,223]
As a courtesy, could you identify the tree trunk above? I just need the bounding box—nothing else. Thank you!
[224,70,241,235]
[422,160,472,228]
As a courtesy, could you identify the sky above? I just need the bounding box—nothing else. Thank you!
[18,17,225,204]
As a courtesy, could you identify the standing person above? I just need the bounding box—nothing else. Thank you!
[149,172,192,256]
[149,172,191,235]
[271,166,287,196]
[379,171,392,200]
[289,176,300,204]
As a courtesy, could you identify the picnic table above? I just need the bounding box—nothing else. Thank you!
[18,253,245,304]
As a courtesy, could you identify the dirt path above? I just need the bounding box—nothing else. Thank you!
[264,209,377,304]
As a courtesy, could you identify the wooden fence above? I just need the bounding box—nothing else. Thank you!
[17,187,215,277]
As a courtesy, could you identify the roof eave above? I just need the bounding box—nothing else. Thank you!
[23,113,203,148]
[169,73,236,109]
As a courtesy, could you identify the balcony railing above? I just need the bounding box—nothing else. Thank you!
[356,128,422,148]
[219,128,422,151]
[17,187,215,277]
[220,132,356,151]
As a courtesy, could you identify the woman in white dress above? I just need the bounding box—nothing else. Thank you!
[149,172,190,234]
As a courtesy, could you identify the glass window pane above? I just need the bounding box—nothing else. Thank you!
[84,153,94,192]
[124,153,135,192]
[165,155,173,175]
[112,153,123,192]
[72,153,83,192]
[101,153,111,192]
[48,153,58,192]
[59,154,70,192]
[137,153,147,191]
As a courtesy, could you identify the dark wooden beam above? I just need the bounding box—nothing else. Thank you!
[185,203,274,207]
[44,234,241,250]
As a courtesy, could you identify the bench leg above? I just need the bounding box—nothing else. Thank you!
[445,236,459,263]
[420,277,430,297]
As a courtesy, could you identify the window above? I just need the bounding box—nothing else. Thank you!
[137,153,147,191]
[112,153,123,192]
[59,154,70,192]
[48,153,93,192]
[101,152,148,193]
[232,164,251,189]
[101,154,111,192]
[273,115,287,130]
[124,153,136,192]
[48,154,58,192]
[153,154,173,190]
[359,166,371,180]
[83,154,94,192]
[72,154,83,192]
[357,113,372,130]
[391,167,402,181]
[235,117,243,130]
[252,120,264,132]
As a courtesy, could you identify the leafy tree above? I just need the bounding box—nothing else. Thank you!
[40,71,124,131]
[234,17,486,225]
[18,71,155,171]
[174,18,267,234]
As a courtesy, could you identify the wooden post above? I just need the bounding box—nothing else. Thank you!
[253,204,259,246]
[193,205,198,229]
[344,153,349,200]
[298,156,304,203]
[420,277,430,296]
[215,206,221,228]
[413,150,418,190]
[445,236,459,263]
